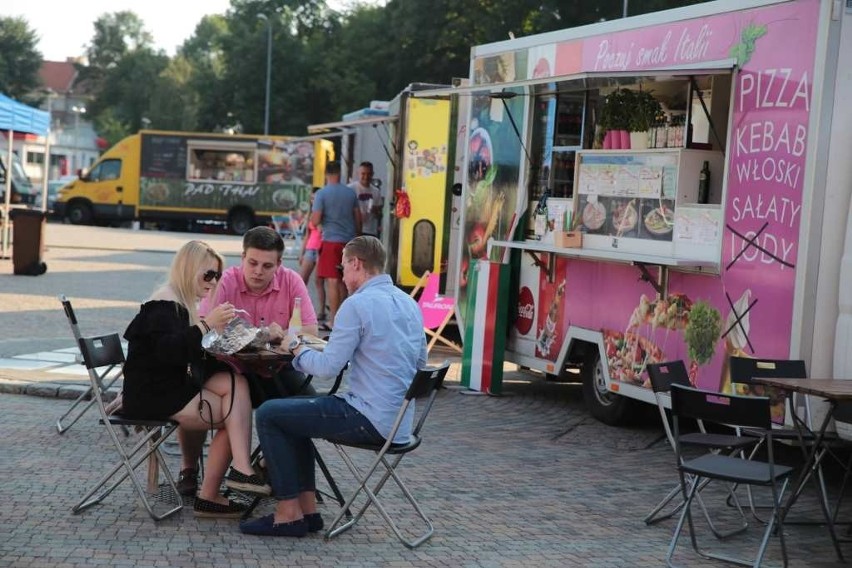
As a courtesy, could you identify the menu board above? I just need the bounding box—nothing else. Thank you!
[141,135,188,179]
[575,151,679,241]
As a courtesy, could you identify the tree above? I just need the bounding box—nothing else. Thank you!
[85,11,154,71]
[88,49,170,139]
[0,17,43,101]
[77,11,156,97]
[179,15,232,133]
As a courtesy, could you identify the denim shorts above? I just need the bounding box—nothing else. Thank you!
[303,249,318,262]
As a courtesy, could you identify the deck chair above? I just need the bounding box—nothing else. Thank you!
[666,384,794,568]
[72,333,182,521]
[645,361,754,537]
[729,357,835,524]
[55,295,124,434]
[325,362,451,548]
[411,271,462,354]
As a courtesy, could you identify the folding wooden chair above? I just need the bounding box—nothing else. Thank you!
[410,271,461,354]
[325,362,451,548]
[72,333,182,521]
[55,295,124,434]
[667,384,794,568]
[644,361,754,537]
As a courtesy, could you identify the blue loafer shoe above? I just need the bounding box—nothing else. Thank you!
[305,512,324,533]
[240,514,308,537]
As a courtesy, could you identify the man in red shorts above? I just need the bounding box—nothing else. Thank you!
[311,161,360,329]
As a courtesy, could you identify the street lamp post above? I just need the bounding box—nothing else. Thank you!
[71,105,86,173]
[41,88,56,212]
[257,13,272,135]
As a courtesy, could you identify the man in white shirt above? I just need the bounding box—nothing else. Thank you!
[349,161,383,238]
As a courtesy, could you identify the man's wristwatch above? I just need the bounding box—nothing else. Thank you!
[287,336,302,355]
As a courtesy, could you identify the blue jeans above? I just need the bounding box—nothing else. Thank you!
[255,395,385,500]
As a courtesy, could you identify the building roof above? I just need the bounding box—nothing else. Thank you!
[39,60,79,94]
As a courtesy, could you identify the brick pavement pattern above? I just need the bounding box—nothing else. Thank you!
[0,225,849,567]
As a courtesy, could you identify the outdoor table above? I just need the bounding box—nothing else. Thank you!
[210,335,347,517]
[751,377,852,560]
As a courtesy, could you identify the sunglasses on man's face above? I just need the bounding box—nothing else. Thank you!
[203,269,222,282]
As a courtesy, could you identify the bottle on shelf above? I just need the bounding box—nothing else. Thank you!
[533,190,549,239]
[288,297,302,336]
[698,160,711,204]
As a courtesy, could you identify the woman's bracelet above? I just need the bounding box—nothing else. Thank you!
[199,319,211,333]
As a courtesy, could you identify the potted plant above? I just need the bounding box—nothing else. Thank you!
[599,89,631,149]
[628,90,663,150]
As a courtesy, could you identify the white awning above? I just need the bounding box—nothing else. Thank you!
[411,58,738,98]
[307,115,397,134]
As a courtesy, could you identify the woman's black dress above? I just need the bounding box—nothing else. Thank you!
[122,300,226,420]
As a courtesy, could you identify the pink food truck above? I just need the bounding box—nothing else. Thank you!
[417,0,852,425]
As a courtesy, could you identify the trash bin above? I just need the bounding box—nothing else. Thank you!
[9,208,47,276]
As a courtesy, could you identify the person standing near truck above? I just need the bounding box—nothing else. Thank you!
[299,188,327,321]
[349,161,383,238]
[311,161,361,330]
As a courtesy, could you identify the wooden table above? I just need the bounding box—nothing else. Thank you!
[752,377,852,560]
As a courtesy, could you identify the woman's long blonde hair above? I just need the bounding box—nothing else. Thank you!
[151,240,224,324]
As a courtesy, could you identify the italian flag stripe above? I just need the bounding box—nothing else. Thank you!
[462,260,508,393]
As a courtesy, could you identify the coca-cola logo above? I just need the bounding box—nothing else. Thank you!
[516,286,534,335]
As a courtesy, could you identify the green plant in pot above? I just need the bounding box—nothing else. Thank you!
[627,90,663,149]
[599,89,631,149]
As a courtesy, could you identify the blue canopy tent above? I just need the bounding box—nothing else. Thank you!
[0,93,50,135]
[0,93,50,259]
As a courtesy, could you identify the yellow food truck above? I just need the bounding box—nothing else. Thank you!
[55,130,333,234]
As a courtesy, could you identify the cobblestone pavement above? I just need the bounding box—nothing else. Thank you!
[1,225,850,567]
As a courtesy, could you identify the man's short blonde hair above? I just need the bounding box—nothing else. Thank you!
[344,236,386,273]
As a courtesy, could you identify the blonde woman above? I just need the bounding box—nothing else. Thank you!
[122,240,269,518]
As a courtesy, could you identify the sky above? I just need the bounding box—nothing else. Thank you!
[8,0,237,61]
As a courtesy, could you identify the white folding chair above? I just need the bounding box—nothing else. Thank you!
[55,295,124,434]
[72,333,182,521]
[325,362,450,548]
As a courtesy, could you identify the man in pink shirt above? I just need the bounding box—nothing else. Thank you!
[177,227,319,496]
[202,227,318,338]
[200,226,319,396]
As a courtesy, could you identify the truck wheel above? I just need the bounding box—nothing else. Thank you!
[66,202,93,225]
[582,348,636,426]
[228,209,255,235]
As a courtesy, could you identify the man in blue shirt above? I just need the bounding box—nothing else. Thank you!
[240,236,427,538]
[311,161,361,330]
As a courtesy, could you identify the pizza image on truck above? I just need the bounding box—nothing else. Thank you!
[55,130,333,234]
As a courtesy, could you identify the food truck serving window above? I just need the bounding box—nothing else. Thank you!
[521,67,733,248]
[187,140,257,184]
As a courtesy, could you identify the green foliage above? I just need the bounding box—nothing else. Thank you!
[729,23,767,67]
[0,17,43,101]
[627,90,664,133]
[599,89,631,131]
[685,300,722,365]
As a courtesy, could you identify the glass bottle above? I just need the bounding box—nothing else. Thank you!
[698,160,711,204]
[288,297,302,336]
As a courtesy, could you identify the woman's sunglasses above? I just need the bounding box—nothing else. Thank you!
[203,269,222,282]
